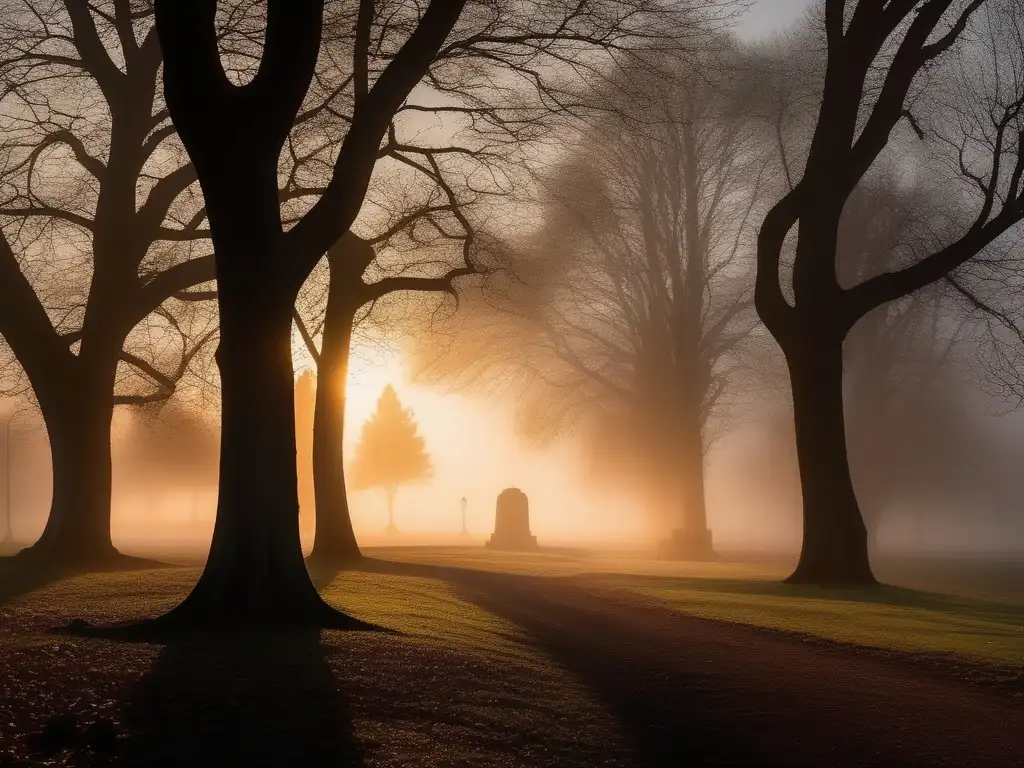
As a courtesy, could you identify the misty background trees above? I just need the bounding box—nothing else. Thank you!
[0,0,1022,626]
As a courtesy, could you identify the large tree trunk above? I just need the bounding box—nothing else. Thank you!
[309,293,361,564]
[147,153,358,627]
[164,288,354,626]
[785,338,875,585]
[23,361,121,566]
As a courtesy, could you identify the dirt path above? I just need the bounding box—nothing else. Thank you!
[420,566,1024,768]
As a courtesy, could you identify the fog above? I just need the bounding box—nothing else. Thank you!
[1,0,1023,571]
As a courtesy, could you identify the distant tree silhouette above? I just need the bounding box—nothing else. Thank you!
[411,46,762,559]
[754,2,1024,584]
[294,371,316,543]
[349,386,432,533]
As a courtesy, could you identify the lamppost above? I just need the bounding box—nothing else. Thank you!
[460,496,469,536]
[3,403,31,546]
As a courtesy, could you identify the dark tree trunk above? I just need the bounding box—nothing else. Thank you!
[785,337,875,585]
[165,287,353,626]
[23,361,121,565]
[149,149,359,627]
[309,293,361,564]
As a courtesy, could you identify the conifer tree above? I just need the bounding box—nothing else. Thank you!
[350,386,432,532]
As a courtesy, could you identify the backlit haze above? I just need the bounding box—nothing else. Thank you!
[7,0,1019,559]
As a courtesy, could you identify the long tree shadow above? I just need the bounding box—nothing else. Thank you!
[0,553,181,608]
[0,556,69,606]
[587,572,1024,621]
[352,557,773,767]
[112,630,363,767]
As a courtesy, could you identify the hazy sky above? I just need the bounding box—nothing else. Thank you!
[322,0,821,550]
[739,0,814,39]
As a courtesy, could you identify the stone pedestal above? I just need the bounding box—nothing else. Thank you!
[485,488,538,551]
[658,527,715,561]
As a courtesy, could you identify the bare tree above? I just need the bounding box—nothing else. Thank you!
[143,0,477,628]
[755,0,1024,584]
[413,46,765,557]
[0,2,221,566]
[284,1,721,565]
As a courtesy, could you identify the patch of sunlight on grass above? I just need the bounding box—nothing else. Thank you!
[374,547,1024,669]
[321,570,539,669]
[612,576,1024,667]
[317,568,632,766]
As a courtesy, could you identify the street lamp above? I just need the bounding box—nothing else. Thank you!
[3,403,33,546]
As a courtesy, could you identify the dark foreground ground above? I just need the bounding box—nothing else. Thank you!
[0,548,1021,767]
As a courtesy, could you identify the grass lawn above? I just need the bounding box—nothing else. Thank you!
[371,547,1024,668]
[0,562,633,767]
[0,546,1021,765]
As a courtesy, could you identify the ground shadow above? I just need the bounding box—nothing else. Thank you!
[0,553,180,608]
[110,630,363,767]
[0,556,69,606]
[351,557,774,766]
[586,572,1024,621]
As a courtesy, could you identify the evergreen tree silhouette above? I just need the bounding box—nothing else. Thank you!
[349,386,432,532]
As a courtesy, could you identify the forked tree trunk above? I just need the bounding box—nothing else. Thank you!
[309,295,361,564]
[785,338,875,585]
[24,361,121,565]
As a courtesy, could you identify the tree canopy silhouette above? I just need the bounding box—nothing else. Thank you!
[291,0,718,565]
[350,385,432,532]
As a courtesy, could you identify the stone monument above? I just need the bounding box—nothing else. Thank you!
[485,487,538,551]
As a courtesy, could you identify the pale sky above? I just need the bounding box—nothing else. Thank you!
[738,0,815,40]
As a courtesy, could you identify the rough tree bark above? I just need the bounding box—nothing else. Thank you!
[754,1,1023,585]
